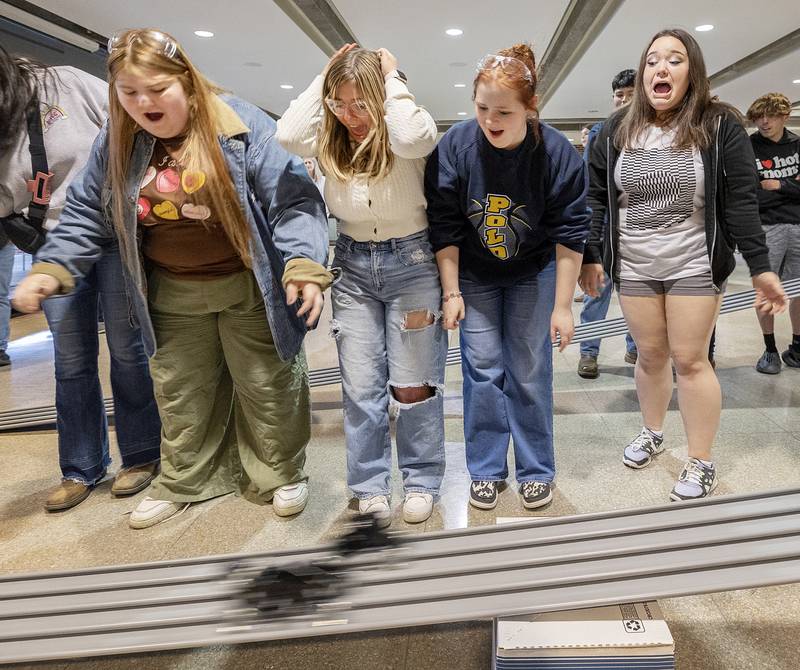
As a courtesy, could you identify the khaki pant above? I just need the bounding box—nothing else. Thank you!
[146,269,310,504]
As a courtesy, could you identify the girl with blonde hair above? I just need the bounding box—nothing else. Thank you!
[14,29,331,528]
[278,44,446,526]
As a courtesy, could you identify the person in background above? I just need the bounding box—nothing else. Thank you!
[577,68,638,379]
[13,29,330,528]
[580,124,592,150]
[426,43,590,512]
[0,45,161,511]
[746,92,800,374]
[303,157,326,203]
[580,28,787,501]
[278,44,446,527]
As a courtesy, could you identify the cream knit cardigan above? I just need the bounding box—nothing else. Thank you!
[276,74,437,242]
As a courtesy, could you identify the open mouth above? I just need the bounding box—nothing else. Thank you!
[653,82,672,95]
[144,112,164,122]
[489,129,504,139]
[348,127,369,143]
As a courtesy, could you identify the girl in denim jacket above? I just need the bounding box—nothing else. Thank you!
[278,45,447,526]
[14,29,331,528]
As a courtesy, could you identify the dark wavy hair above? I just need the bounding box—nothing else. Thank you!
[615,28,740,151]
[0,45,54,153]
[611,69,635,91]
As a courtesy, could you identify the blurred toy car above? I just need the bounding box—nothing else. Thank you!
[227,513,399,619]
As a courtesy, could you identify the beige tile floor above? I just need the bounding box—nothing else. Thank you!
[1,260,799,669]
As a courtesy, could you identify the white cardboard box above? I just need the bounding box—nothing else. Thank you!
[492,519,674,669]
[494,602,674,669]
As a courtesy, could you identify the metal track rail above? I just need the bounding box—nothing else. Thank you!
[1,488,798,664]
[2,279,798,432]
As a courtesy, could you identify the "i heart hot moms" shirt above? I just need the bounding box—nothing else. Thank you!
[137,140,245,278]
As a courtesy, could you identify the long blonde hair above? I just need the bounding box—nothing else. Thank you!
[106,29,251,267]
[318,48,393,181]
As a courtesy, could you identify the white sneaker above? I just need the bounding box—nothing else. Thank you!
[129,497,188,529]
[272,482,309,517]
[403,492,433,523]
[358,495,391,528]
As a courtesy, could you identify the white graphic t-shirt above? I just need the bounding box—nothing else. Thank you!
[614,125,710,281]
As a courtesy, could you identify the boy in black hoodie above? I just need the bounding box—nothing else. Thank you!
[747,93,800,374]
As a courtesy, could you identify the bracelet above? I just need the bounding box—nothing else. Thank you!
[442,291,462,302]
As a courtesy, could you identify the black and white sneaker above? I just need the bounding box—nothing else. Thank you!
[469,481,498,510]
[670,458,718,501]
[623,428,664,469]
[520,481,553,509]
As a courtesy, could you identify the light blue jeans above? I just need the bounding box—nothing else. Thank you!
[579,271,636,357]
[331,231,447,499]
[0,243,15,352]
[459,260,557,484]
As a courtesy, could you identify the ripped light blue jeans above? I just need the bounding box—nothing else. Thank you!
[331,230,447,499]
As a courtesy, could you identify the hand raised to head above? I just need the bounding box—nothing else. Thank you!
[375,48,398,77]
[323,43,358,77]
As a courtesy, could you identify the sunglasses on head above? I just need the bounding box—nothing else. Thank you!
[107,30,179,60]
[476,54,534,84]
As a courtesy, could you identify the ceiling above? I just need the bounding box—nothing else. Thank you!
[5,0,800,137]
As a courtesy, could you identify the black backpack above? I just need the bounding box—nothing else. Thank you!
[0,98,51,254]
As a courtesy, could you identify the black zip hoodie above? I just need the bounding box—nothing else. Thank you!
[750,128,800,226]
[583,108,771,288]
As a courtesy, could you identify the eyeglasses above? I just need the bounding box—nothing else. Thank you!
[107,30,179,60]
[324,98,370,118]
[476,54,534,84]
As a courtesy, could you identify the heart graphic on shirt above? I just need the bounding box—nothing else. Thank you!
[153,201,179,220]
[136,197,151,220]
[762,159,774,169]
[181,203,211,220]
[156,168,180,193]
[181,171,206,194]
[140,166,157,188]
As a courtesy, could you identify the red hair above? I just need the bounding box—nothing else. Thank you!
[474,43,537,108]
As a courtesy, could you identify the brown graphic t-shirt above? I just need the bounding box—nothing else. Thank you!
[138,141,245,277]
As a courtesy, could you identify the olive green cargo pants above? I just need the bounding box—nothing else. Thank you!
[145,269,310,504]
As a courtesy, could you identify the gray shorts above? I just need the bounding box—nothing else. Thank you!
[764,223,800,281]
[618,273,723,297]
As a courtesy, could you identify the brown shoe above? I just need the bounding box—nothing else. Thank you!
[577,354,599,379]
[45,480,91,511]
[111,462,159,497]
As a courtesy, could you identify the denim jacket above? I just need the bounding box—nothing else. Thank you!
[31,95,330,361]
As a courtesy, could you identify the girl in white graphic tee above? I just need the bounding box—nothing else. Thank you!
[580,28,787,501]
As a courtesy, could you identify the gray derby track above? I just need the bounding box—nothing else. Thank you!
[1,487,799,664]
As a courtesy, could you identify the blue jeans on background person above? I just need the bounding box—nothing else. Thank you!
[331,231,447,499]
[579,271,636,357]
[0,243,15,353]
[40,245,161,485]
[459,259,557,485]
